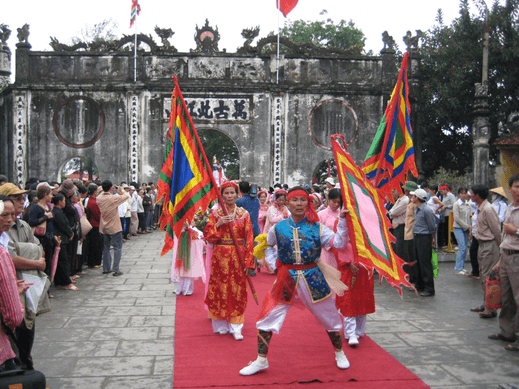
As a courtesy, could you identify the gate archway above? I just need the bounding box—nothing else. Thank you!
[197,128,240,181]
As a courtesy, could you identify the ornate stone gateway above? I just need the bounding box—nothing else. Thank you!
[0,21,417,188]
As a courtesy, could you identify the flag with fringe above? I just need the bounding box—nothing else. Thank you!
[361,52,418,199]
[130,0,141,28]
[157,76,218,255]
[332,134,411,293]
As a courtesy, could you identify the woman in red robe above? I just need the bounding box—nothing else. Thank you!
[204,181,254,340]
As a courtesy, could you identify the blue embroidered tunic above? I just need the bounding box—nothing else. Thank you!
[268,216,348,302]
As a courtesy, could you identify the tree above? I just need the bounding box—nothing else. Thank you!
[69,18,119,44]
[419,0,519,179]
[197,129,240,180]
[280,11,366,52]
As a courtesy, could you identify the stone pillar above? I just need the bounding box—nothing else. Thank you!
[0,43,11,88]
[472,82,491,185]
[129,94,140,183]
[13,93,28,187]
[15,42,31,83]
[271,95,285,185]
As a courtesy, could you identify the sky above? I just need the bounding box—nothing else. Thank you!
[2,0,478,68]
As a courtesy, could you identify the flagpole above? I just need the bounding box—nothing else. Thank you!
[276,0,280,84]
[133,19,137,83]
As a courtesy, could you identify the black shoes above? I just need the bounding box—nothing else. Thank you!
[420,291,435,297]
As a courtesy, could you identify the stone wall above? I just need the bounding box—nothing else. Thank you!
[0,34,399,187]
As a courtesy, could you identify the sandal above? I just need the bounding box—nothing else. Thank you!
[505,341,519,351]
[62,284,79,291]
[479,311,497,318]
[488,333,516,342]
[470,305,485,312]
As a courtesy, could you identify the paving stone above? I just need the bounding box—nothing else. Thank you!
[117,340,174,356]
[65,316,131,328]
[90,327,159,341]
[441,362,519,385]
[108,306,163,316]
[116,290,167,298]
[68,356,154,376]
[129,315,175,327]
[104,375,173,389]
[45,377,106,389]
[39,341,119,358]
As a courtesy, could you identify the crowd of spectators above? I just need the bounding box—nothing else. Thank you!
[0,175,161,371]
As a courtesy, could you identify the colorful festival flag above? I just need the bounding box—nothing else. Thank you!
[130,0,141,28]
[332,134,411,293]
[361,52,418,200]
[276,0,298,17]
[157,76,218,255]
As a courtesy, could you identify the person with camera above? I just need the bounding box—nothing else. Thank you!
[96,181,129,277]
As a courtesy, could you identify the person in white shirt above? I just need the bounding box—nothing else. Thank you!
[452,187,472,275]
[388,188,408,260]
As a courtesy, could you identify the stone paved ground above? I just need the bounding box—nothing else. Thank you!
[31,231,519,389]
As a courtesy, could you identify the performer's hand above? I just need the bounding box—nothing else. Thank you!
[349,262,359,275]
[492,260,501,273]
[339,209,350,219]
[244,268,250,276]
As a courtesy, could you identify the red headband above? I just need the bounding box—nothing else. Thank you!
[439,185,449,191]
[258,190,268,197]
[287,190,319,223]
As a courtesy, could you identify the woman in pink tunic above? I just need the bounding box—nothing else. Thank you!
[318,188,342,269]
[262,189,289,234]
[257,191,269,234]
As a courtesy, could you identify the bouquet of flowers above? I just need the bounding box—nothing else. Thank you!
[193,207,212,232]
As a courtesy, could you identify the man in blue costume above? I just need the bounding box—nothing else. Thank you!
[239,186,350,376]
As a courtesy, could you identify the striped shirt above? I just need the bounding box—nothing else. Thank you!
[0,246,24,364]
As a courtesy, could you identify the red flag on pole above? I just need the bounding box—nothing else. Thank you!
[276,0,298,17]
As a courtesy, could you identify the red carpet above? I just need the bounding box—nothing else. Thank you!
[173,272,429,388]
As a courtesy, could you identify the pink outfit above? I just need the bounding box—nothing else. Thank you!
[263,204,289,234]
[318,206,341,269]
[171,227,206,295]
[0,247,24,364]
[258,203,269,233]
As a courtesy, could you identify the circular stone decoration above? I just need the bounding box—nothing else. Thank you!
[53,96,105,148]
[308,99,358,151]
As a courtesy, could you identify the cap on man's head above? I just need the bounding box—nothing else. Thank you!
[411,189,427,201]
[129,186,135,190]
[0,183,29,196]
[325,177,335,185]
[405,181,418,192]
[122,184,129,189]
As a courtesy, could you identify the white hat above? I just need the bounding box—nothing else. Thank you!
[325,177,335,185]
[129,185,135,190]
[411,189,427,201]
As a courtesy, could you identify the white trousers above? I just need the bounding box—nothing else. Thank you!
[175,277,194,295]
[342,315,366,339]
[211,320,243,335]
[256,279,342,334]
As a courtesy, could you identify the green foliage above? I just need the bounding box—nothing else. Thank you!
[280,16,365,52]
[420,1,519,178]
[197,129,240,180]
[427,166,471,191]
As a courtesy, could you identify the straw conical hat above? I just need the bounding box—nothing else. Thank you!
[490,187,507,198]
